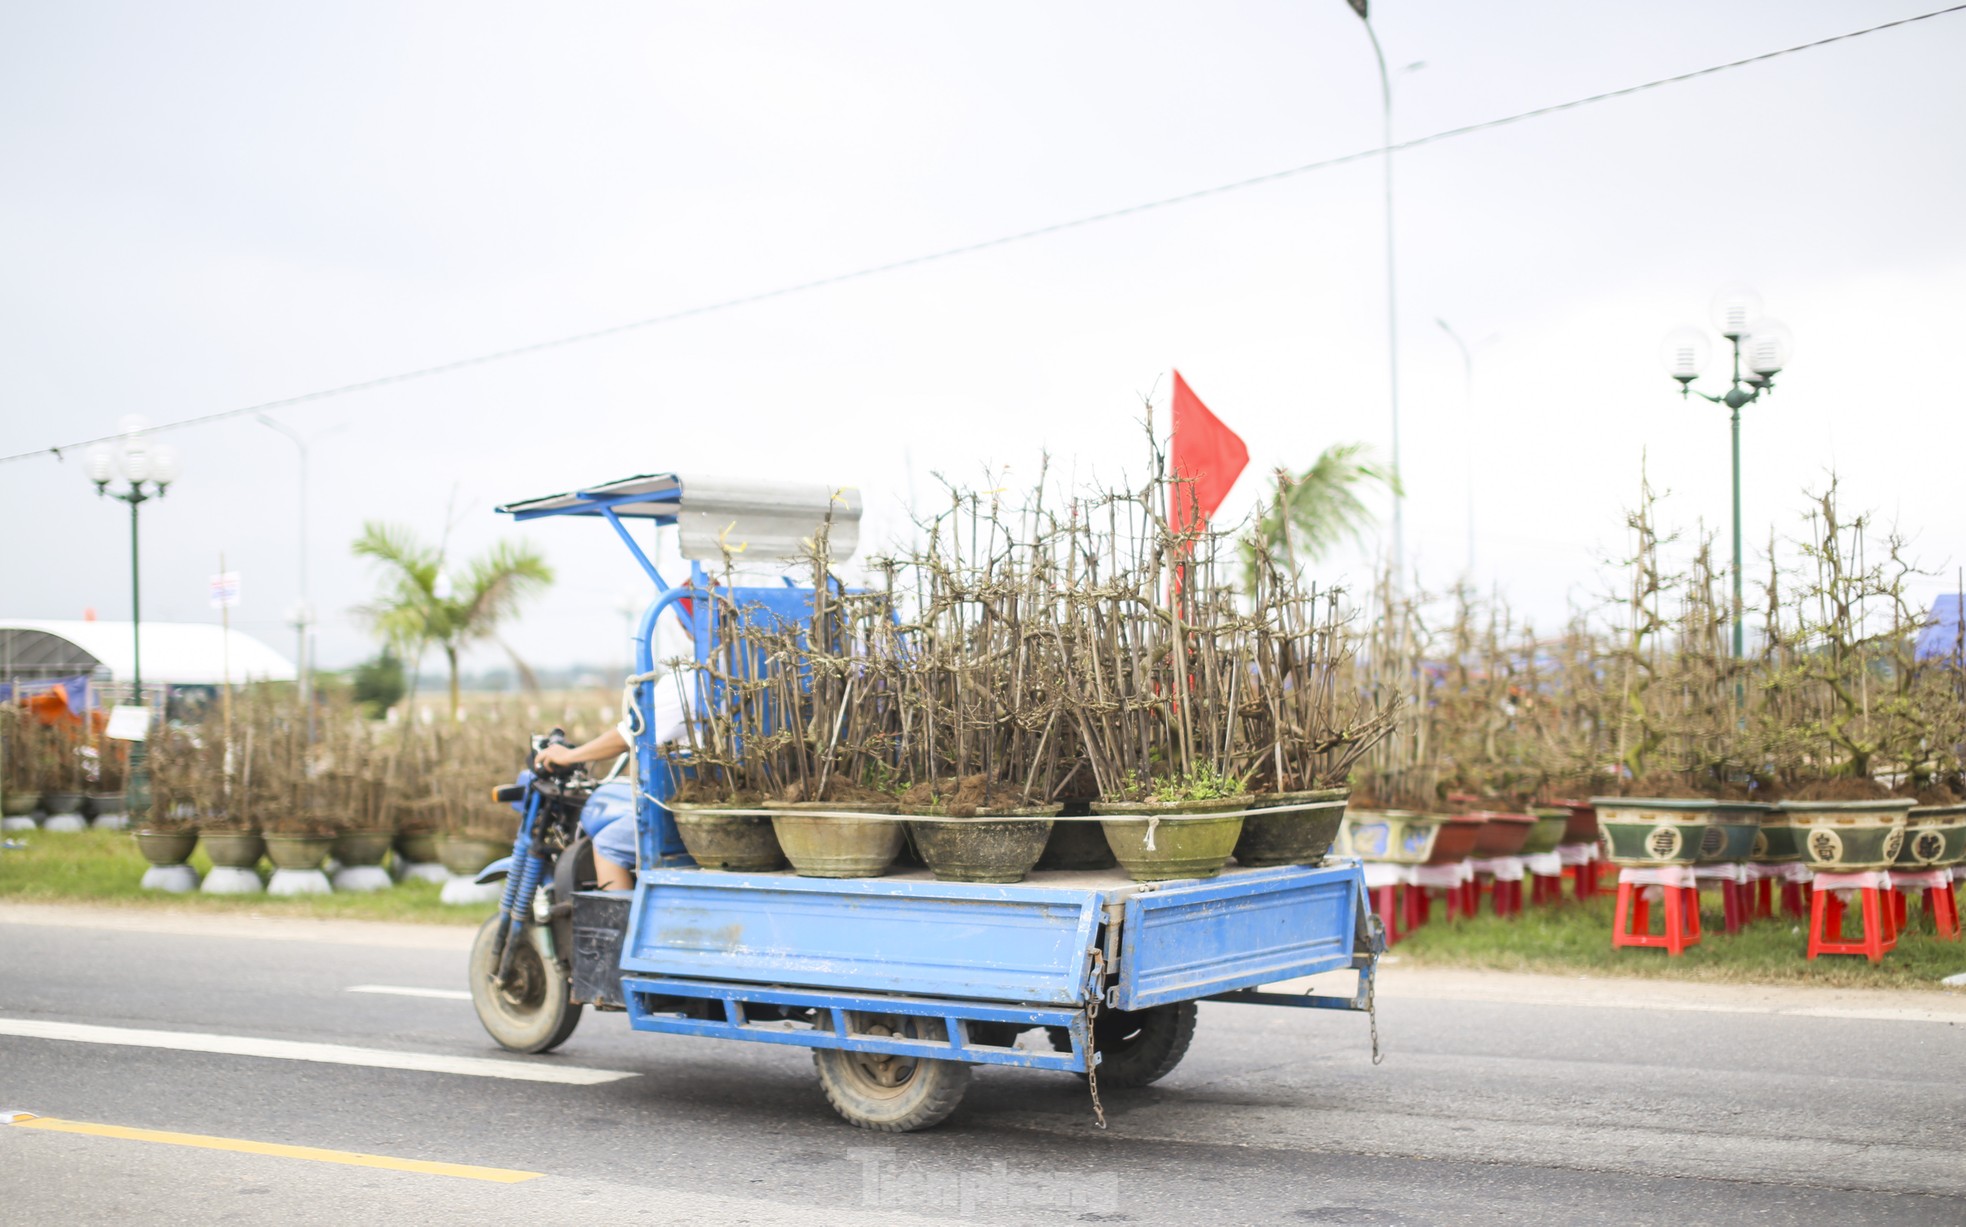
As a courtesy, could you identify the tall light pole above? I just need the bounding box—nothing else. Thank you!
[1434,317,1487,580]
[1345,0,1405,582]
[1661,289,1793,658]
[85,417,182,821]
[257,415,313,713]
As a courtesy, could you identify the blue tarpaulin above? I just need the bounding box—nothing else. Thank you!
[0,674,90,710]
[1916,595,1964,663]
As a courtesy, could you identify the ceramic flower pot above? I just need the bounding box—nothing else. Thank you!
[134,830,199,867]
[1752,807,1801,863]
[332,829,395,868]
[1899,804,1966,869]
[1424,813,1483,864]
[432,834,509,877]
[670,802,788,872]
[1037,810,1117,870]
[1468,811,1535,857]
[87,792,128,819]
[1093,796,1249,881]
[264,834,335,871]
[1780,799,1914,872]
[3,791,41,817]
[1233,789,1349,868]
[1591,798,1712,867]
[766,802,902,878]
[1342,810,1442,864]
[201,831,266,869]
[1698,803,1768,863]
[41,791,83,818]
[395,831,441,865]
[1548,800,1599,844]
[907,808,1058,883]
[1523,808,1570,856]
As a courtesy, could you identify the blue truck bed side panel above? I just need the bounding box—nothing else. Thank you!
[1113,862,1364,1010]
[622,871,1103,1006]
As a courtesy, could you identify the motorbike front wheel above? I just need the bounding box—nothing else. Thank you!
[469,915,582,1053]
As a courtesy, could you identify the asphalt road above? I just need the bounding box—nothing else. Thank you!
[2,908,1963,1226]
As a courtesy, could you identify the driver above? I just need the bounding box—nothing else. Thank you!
[534,679,689,891]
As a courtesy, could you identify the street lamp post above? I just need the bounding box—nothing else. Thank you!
[1435,318,1496,580]
[258,415,315,720]
[85,418,182,821]
[1344,0,1406,583]
[1661,289,1793,659]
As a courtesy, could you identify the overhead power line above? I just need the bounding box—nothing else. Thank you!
[9,3,1962,468]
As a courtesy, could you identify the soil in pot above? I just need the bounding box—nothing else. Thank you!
[670,798,786,871]
[767,803,903,878]
[1233,789,1348,868]
[134,829,199,866]
[1093,797,1248,881]
[1038,808,1116,870]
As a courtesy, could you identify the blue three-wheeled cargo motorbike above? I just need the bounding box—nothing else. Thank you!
[469,473,1384,1131]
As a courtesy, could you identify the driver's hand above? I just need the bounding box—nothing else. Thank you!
[534,745,580,772]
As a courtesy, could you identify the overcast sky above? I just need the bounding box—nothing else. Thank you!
[3,1,1962,679]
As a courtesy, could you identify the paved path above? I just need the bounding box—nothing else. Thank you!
[2,903,1963,1224]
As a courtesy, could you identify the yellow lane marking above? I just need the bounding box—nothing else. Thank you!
[7,1116,542,1184]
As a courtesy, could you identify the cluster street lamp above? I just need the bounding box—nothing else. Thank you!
[85,417,182,821]
[1661,288,1794,659]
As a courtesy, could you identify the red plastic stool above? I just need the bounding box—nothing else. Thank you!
[1408,864,1471,926]
[1362,864,1407,947]
[1696,864,1749,935]
[1612,866,1701,956]
[1808,872,1897,963]
[1890,869,1961,940]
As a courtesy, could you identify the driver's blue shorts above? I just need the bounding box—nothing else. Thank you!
[591,813,639,870]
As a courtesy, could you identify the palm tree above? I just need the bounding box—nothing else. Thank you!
[353,523,554,721]
[1242,443,1402,590]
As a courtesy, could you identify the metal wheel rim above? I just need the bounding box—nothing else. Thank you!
[843,1018,919,1098]
[493,934,547,1014]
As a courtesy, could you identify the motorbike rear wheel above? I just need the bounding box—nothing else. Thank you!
[470,915,582,1053]
[813,1012,969,1132]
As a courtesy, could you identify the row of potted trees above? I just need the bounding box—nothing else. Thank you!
[1,702,130,828]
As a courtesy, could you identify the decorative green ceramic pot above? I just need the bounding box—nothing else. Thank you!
[1093,796,1248,881]
[767,803,902,878]
[1234,789,1349,867]
[1897,804,1966,869]
[1780,799,1914,871]
[1752,807,1802,863]
[1524,808,1570,856]
[1591,797,1713,867]
[1698,803,1768,863]
[670,803,788,872]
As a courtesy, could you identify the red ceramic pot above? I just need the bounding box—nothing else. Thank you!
[1550,799,1599,843]
[1424,813,1485,864]
[1466,811,1535,857]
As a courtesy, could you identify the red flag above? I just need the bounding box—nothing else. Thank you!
[1169,370,1248,537]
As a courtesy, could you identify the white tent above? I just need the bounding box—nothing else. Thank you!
[0,620,295,686]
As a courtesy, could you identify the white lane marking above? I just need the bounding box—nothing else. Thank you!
[0,1018,635,1085]
[1786,1006,1965,1024]
[346,985,473,1001]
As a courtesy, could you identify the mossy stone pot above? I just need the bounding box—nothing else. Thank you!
[201,831,266,869]
[3,791,41,817]
[1524,808,1570,856]
[1779,799,1914,872]
[41,791,83,817]
[1093,797,1249,881]
[332,829,395,868]
[1899,805,1966,868]
[134,830,199,867]
[1233,789,1349,868]
[670,803,788,872]
[1037,809,1117,870]
[907,808,1058,883]
[264,834,335,871]
[395,831,441,865]
[766,803,903,878]
[433,834,509,877]
[1341,810,1439,865]
[1698,803,1769,863]
[1591,798,1712,867]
